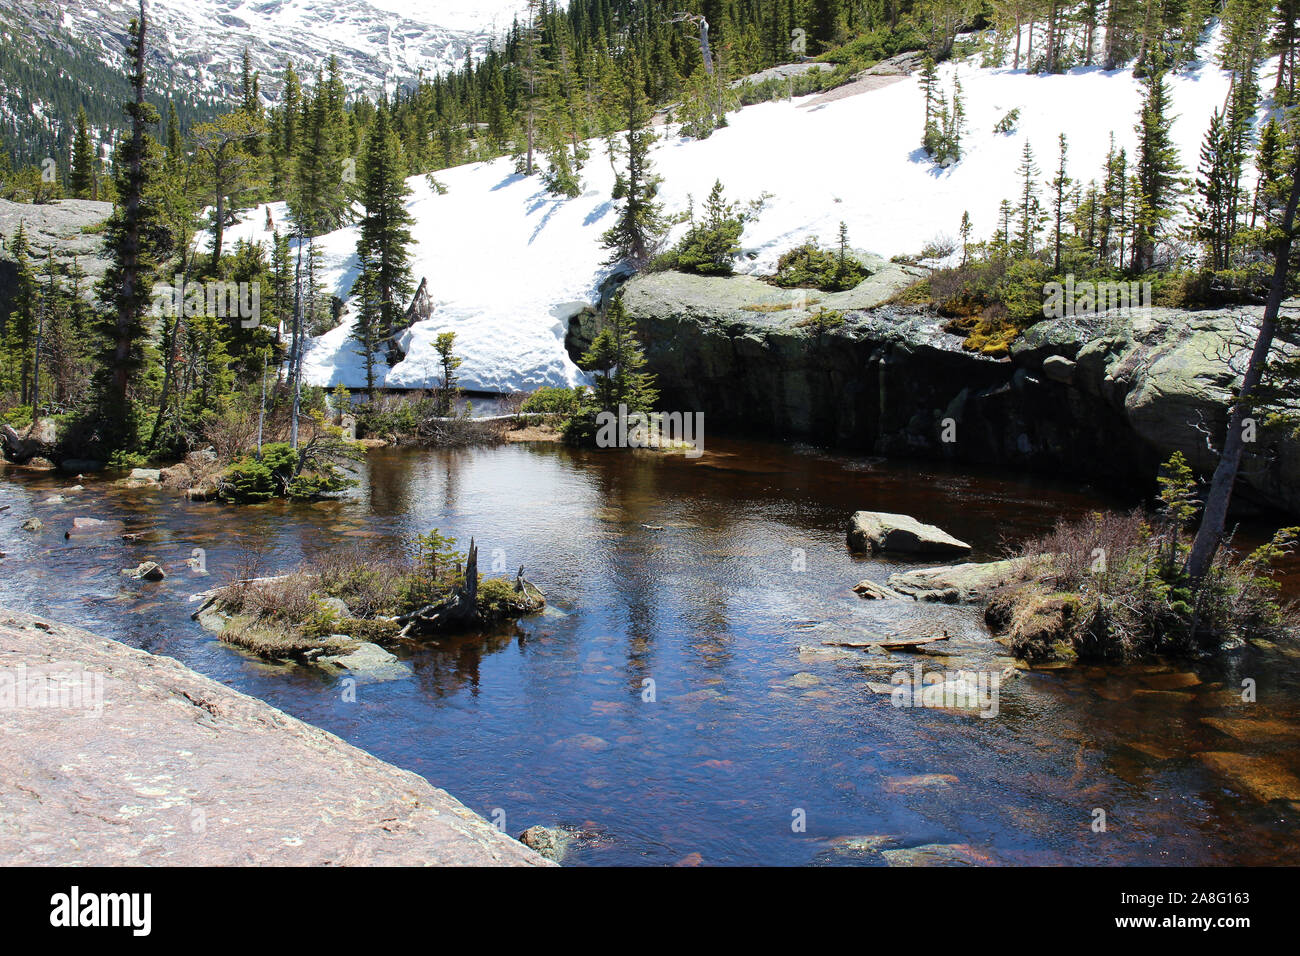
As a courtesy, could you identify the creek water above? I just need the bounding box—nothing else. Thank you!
[3,438,1299,865]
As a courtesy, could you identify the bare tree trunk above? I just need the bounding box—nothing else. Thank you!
[289,235,306,450]
[1186,136,1300,580]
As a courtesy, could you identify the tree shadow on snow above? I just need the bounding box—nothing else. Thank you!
[907,146,953,179]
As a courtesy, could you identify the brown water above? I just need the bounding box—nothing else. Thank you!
[3,438,1300,866]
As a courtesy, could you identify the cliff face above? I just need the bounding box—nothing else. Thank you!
[0,609,551,866]
[600,271,1300,515]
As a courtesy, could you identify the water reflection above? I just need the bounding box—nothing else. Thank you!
[1,438,1298,866]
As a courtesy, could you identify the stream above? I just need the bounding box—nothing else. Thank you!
[3,437,1299,865]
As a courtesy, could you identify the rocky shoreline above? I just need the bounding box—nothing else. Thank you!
[0,608,551,866]
[592,270,1300,517]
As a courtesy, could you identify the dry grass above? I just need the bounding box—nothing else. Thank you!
[740,297,823,313]
[219,614,354,659]
[994,510,1297,661]
[503,422,563,443]
[1007,509,1150,592]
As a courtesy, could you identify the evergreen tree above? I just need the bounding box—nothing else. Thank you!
[601,58,666,268]
[351,264,383,397]
[1194,108,1242,271]
[433,330,463,416]
[581,296,657,414]
[1049,133,1072,271]
[93,0,169,449]
[1,221,37,405]
[1015,141,1044,256]
[353,103,414,373]
[193,110,264,273]
[1132,71,1184,272]
[69,107,95,199]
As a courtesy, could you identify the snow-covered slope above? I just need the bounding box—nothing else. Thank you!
[224,26,1264,395]
[40,0,526,99]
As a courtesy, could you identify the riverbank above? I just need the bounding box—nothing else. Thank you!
[0,607,550,866]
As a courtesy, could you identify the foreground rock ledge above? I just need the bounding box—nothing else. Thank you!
[0,608,551,866]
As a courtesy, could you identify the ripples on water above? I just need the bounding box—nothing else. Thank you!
[2,438,1299,866]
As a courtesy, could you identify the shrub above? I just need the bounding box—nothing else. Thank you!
[993,108,1021,134]
[221,439,355,503]
[653,180,747,276]
[993,501,1298,662]
[222,457,277,502]
[521,386,587,416]
[768,227,869,292]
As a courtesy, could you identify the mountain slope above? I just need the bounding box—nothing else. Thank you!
[221,25,1264,395]
[45,0,525,97]
[0,0,524,167]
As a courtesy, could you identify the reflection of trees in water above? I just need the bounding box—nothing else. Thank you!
[362,449,416,514]
[584,453,750,689]
[407,626,524,701]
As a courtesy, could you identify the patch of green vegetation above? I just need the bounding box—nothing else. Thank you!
[221,437,359,503]
[794,307,847,332]
[521,385,587,416]
[992,456,1300,663]
[767,224,869,292]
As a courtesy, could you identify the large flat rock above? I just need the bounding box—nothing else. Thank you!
[0,608,550,866]
[886,556,1045,603]
[847,510,971,556]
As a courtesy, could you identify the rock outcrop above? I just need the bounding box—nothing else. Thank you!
[0,608,550,866]
[847,511,971,556]
[883,556,1046,603]
[0,198,112,317]
[611,271,1300,515]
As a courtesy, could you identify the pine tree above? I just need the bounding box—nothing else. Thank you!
[1132,71,1184,272]
[1,222,37,406]
[69,108,95,199]
[601,58,666,268]
[94,0,169,449]
[433,331,463,416]
[1015,141,1043,256]
[1099,135,1128,267]
[1049,133,1072,271]
[581,296,657,414]
[193,110,264,273]
[1275,0,1300,103]
[354,103,415,367]
[351,263,383,397]
[1194,108,1241,271]
[920,57,940,155]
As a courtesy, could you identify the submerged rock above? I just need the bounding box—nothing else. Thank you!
[316,642,408,682]
[20,518,42,532]
[1196,751,1300,804]
[881,843,993,867]
[847,511,971,556]
[121,562,166,582]
[517,825,572,863]
[65,516,125,537]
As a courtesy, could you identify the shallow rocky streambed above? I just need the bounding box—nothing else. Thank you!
[2,438,1299,865]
